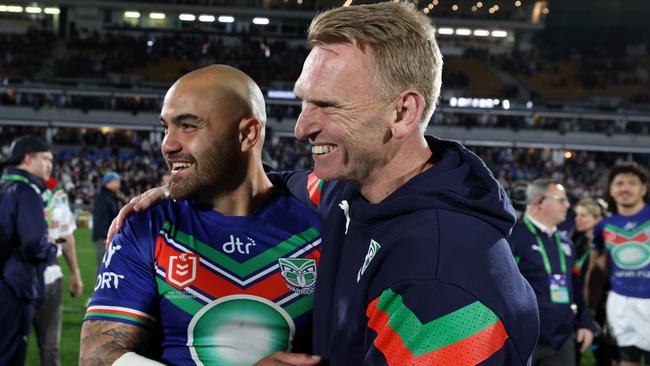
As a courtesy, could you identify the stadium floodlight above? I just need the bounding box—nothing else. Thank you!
[149,12,165,20]
[25,6,42,13]
[491,30,508,38]
[198,14,215,22]
[455,28,471,36]
[218,15,234,23]
[473,29,490,36]
[267,90,296,99]
[7,5,23,12]
[437,27,454,35]
[124,11,141,19]
[179,13,196,21]
[252,17,269,25]
[44,7,60,15]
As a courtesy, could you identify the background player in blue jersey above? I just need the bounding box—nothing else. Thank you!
[80,65,322,366]
[112,3,540,365]
[590,162,650,366]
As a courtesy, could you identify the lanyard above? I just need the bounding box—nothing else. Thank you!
[1,173,46,206]
[523,217,567,274]
[1,174,30,184]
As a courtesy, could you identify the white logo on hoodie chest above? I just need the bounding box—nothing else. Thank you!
[339,200,350,234]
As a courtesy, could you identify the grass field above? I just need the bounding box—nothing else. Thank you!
[26,228,96,366]
[24,228,598,365]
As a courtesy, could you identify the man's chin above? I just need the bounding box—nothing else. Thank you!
[169,183,194,200]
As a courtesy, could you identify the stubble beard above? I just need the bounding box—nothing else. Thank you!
[168,142,240,202]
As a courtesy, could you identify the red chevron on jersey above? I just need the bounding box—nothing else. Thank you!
[366,289,508,366]
[155,234,321,301]
[307,172,323,208]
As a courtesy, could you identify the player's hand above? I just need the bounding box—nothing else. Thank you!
[576,327,594,353]
[253,352,321,366]
[106,185,170,247]
[68,271,84,298]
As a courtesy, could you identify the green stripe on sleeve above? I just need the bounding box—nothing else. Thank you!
[376,289,500,354]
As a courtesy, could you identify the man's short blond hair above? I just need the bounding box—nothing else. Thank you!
[307,2,443,129]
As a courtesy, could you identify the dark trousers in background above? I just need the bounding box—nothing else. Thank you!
[93,239,107,271]
[533,334,576,366]
[0,282,32,366]
[33,278,62,366]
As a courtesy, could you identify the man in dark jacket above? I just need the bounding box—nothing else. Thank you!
[0,135,58,365]
[510,179,593,365]
[91,171,121,269]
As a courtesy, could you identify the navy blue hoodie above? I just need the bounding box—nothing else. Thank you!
[276,136,539,365]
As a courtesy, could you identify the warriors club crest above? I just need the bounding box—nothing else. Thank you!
[278,258,317,295]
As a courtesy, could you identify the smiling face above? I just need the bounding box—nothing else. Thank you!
[293,43,396,184]
[160,77,241,201]
[610,172,647,211]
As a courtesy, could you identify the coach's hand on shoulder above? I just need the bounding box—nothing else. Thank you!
[254,352,321,366]
[106,185,171,247]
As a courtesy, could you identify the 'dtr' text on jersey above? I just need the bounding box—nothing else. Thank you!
[85,193,321,365]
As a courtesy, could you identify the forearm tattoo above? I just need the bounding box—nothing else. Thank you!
[79,320,151,366]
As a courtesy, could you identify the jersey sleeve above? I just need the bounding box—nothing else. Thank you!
[364,281,514,366]
[84,211,159,329]
[268,170,343,219]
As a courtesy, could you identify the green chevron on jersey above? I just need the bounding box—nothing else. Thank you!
[161,221,320,278]
[156,277,204,315]
[604,221,650,237]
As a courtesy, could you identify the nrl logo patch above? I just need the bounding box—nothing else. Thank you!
[278,258,317,295]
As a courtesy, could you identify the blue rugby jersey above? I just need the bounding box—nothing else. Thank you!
[593,204,650,298]
[85,192,321,365]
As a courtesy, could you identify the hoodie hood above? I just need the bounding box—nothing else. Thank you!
[351,136,516,236]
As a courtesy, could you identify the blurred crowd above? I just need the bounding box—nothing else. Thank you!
[3,27,648,107]
[1,126,647,215]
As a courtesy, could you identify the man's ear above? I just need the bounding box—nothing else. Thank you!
[390,90,426,139]
[239,118,263,153]
[21,153,33,166]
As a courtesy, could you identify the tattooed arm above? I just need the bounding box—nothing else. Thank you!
[79,320,153,365]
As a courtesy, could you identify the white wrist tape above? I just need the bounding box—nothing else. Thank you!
[113,352,165,366]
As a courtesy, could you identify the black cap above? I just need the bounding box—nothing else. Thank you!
[1,135,51,168]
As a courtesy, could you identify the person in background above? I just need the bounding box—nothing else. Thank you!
[591,162,650,366]
[91,171,122,270]
[33,177,84,366]
[0,136,58,365]
[509,178,594,365]
[572,198,607,365]
[573,198,604,283]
